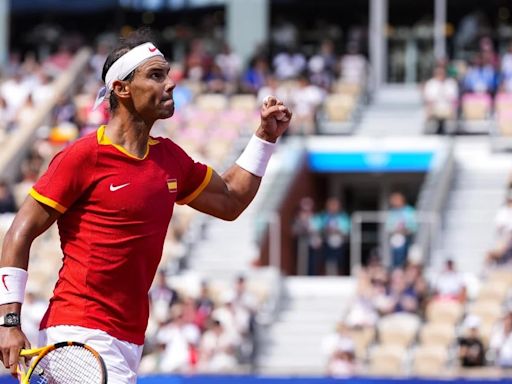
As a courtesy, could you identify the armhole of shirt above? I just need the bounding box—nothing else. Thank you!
[176,166,213,206]
[29,187,68,214]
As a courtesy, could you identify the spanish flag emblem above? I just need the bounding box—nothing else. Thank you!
[167,179,177,193]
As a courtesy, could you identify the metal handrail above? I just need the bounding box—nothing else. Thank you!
[350,210,440,271]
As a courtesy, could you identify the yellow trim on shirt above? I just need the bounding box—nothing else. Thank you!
[96,125,159,160]
[29,188,67,214]
[176,166,213,205]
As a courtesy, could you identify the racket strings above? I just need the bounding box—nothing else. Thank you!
[29,345,104,384]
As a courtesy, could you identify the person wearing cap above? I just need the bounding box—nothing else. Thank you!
[0,29,291,383]
[458,315,485,367]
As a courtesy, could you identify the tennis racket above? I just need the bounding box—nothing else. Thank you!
[17,341,107,384]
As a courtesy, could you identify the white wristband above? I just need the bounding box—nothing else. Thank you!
[0,267,28,305]
[235,135,276,177]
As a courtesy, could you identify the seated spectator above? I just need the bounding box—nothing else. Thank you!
[198,318,240,373]
[156,305,201,373]
[0,181,16,214]
[292,197,323,275]
[339,42,367,85]
[488,190,512,265]
[423,65,458,135]
[308,39,338,90]
[489,306,512,368]
[432,259,466,302]
[403,262,429,314]
[241,56,269,94]
[458,315,485,367]
[376,268,419,315]
[317,197,351,276]
[385,192,417,268]
[463,54,498,95]
[272,48,306,80]
[149,269,180,325]
[215,43,242,84]
[195,280,215,331]
[326,338,358,378]
[289,74,325,135]
[257,75,289,106]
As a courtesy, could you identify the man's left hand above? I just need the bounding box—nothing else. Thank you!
[256,95,292,143]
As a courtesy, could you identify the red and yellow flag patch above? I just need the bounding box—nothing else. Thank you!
[167,179,177,193]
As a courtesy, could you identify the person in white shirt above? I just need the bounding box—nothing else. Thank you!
[432,259,466,302]
[423,65,459,135]
[488,191,512,265]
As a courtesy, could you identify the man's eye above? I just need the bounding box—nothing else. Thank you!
[151,73,163,80]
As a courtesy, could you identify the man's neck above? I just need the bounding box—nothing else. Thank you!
[106,113,153,158]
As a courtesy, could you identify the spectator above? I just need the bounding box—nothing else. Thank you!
[195,281,215,331]
[149,269,180,325]
[198,318,239,373]
[385,192,417,268]
[463,54,498,95]
[257,75,289,106]
[432,259,466,302]
[241,56,269,94]
[288,74,325,135]
[292,197,323,275]
[488,190,512,265]
[339,42,367,84]
[458,315,485,368]
[272,48,306,81]
[317,197,351,275]
[308,39,338,90]
[0,181,16,214]
[378,268,418,315]
[156,305,201,373]
[326,338,358,377]
[489,307,512,368]
[215,43,242,84]
[423,65,459,135]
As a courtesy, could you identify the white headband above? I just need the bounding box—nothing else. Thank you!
[93,42,164,110]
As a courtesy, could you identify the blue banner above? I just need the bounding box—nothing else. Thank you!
[308,152,435,173]
[2,375,511,384]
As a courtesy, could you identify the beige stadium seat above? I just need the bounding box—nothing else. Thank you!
[348,326,376,359]
[195,94,228,111]
[324,94,356,122]
[476,281,510,304]
[378,313,421,347]
[425,300,464,325]
[469,301,503,325]
[461,93,491,121]
[411,345,449,376]
[230,94,257,112]
[332,81,362,96]
[368,344,406,376]
[418,322,456,348]
[487,269,512,286]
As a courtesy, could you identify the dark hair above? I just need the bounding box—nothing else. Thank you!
[102,28,157,112]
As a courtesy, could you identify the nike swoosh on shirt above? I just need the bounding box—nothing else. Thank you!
[109,183,130,192]
[1,275,9,291]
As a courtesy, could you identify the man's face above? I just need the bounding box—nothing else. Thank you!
[128,57,175,121]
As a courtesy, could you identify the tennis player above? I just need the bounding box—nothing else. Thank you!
[0,29,291,383]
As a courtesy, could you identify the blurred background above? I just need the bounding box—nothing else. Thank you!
[1,0,512,382]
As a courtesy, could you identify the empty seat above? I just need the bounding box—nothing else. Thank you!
[418,322,456,348]
[425,300,464,325]
[469,301,503,326]
[411,345,449,376]
[461,93,492,121]
[324,94,356,122]
[230,94,257,112]
[476,281,510,304]
[378,312,421,347]
[368,344,406,376]
[195,94,228,111]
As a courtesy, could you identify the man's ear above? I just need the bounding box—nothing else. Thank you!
[112,80,131,100]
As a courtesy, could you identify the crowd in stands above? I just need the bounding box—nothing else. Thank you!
[320,180,512,377]
[139,273,263,374]
[422,37,512,136]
